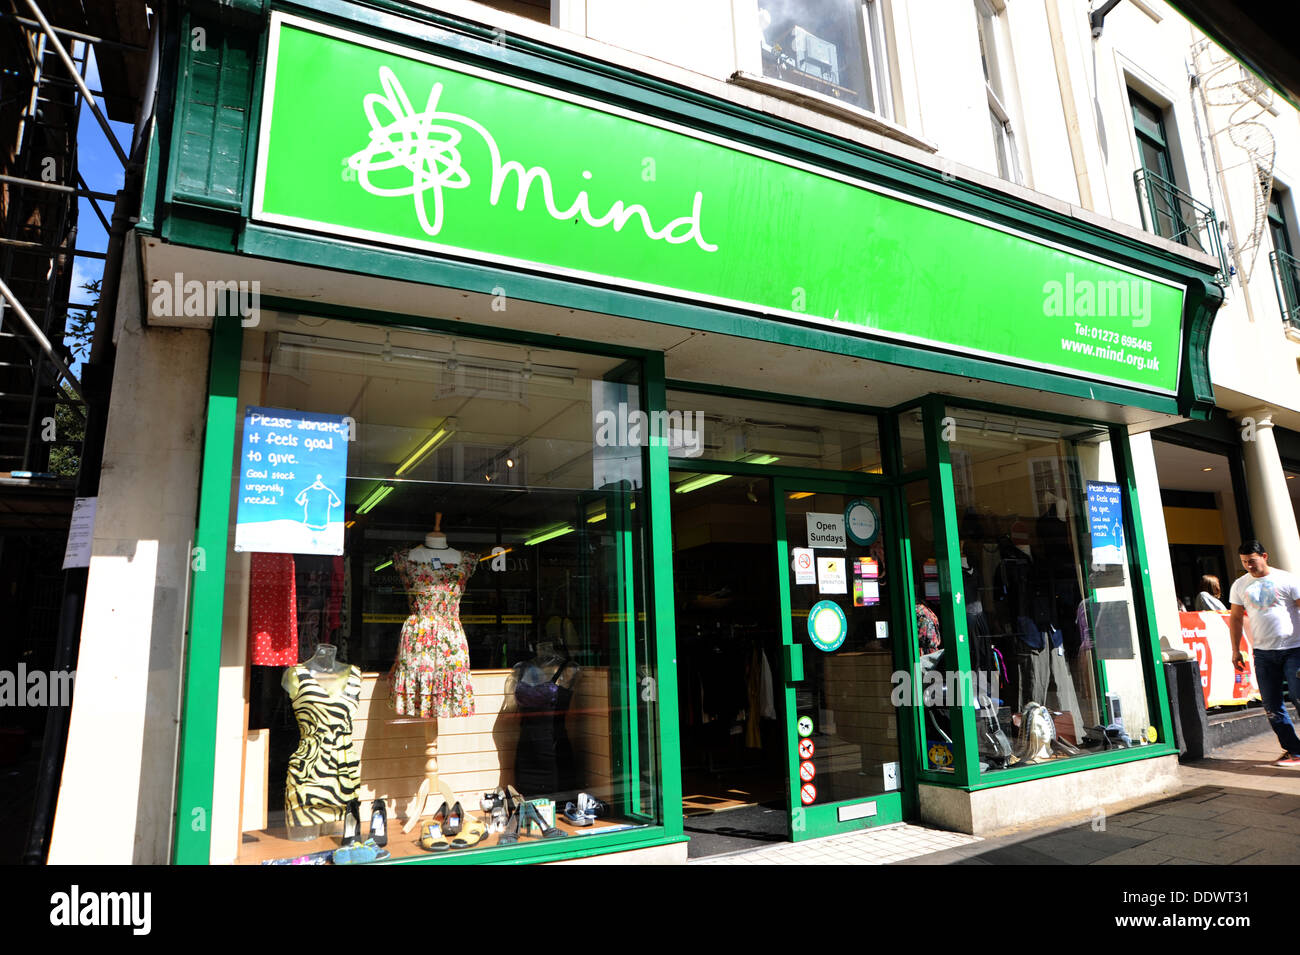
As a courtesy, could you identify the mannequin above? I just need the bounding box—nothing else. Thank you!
[282,643,362,841]
[506,640,581,798]
[406,512,461,567]
[388,512,478,720]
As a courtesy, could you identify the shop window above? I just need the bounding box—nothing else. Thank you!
[665,389,882,473]
[942,411,1155,774]
[216,314,658,863]
[757,0,893,117]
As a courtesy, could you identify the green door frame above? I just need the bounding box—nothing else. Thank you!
[771,472,913,840]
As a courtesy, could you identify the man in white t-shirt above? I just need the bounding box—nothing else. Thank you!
[1229,540,1300,766]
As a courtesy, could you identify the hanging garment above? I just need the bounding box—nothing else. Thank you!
[760,647,776,720]
[745,646,764,749]
[248,553,298,666]
[514,662,578,798]
[388,549,478,719]
[284,665,361,827]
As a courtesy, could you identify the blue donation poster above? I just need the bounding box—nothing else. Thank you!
[235,407,349,555]
[1086,481,1125,565]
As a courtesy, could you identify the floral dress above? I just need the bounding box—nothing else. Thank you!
[389,549,478,719]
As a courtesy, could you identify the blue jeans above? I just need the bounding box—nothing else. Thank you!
[1251,646,1300,756]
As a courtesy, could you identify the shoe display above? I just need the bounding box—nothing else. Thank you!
[419,821,451,853]
[577,792,608,818]
[369,799,388,847]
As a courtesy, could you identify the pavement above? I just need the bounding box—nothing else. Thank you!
[694,732,1300,865]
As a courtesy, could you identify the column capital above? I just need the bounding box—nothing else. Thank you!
[1235,406,1278,430]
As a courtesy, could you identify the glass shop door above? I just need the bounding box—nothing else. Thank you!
[775,477,909,840]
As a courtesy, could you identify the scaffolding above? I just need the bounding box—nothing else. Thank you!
[0,1,138,479]
[1190,37,1278,285]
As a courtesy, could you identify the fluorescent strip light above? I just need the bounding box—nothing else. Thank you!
[789,492,814,500]
[394,422,453,476]
[741,453,780,465]
[373,559,393,572]
[356,484,394,514]
[674,473,730,494]
[524,524,575,546]
[587,507,607,523]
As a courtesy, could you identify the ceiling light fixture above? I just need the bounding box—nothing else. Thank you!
[394,419,455,476]
[674,473,730,494]
[524,523,575,546]
[356,484,394,514]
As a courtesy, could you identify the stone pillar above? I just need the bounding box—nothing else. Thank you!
[47,236,212,864]
[1237,407,1300,573]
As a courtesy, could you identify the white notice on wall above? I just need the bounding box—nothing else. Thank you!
[883,762,900,792]
[817,556,848,594]
[62,496,97,569]
[806,512,846,548]
[792,547,816,585]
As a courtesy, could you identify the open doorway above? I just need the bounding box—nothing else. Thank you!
[670,472,787,856]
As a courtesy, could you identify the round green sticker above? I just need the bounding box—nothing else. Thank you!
[845,499,880,546]
[807,600,848,652]
[797,715,814,738]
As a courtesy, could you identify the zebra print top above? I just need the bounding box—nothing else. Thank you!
[285,665,362,828]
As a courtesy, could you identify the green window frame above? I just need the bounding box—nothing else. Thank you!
[171,307,687,865]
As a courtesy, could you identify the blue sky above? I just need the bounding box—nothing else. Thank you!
[65,43,136,370]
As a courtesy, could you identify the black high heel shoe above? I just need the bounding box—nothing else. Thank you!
[445,801,464,837]
[341,799,361,846]
[369,799,388,848]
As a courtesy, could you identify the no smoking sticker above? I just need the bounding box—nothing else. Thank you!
[799,739,815,759]
[799,760,816,782]
[800,782,817,805]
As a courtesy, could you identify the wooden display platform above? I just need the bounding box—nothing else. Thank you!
[236,812,637,864]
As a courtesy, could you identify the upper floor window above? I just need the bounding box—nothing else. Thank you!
[757,0,892,117]
[975,0,1022,184]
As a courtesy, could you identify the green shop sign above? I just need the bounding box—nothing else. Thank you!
[254,13,1185,394]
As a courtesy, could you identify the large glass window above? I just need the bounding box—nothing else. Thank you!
[665,390,882,473]
[942,410,1155,774]
[215,313,658,864]
[757,0,893,116]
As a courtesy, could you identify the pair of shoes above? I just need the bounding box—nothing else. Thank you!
[370,799,388,847]
[435,800,463,837]
[520,799,567,839]
[332,838,391,864]
[577,792,608,819]
[1274,752,1300,767]
[499,785,524,846]
[341,799,362,846]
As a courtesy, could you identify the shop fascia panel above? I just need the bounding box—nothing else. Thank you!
[138,234,1191,425]
[150,6,1222,416]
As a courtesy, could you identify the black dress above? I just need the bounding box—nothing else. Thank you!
[514,661,579,798]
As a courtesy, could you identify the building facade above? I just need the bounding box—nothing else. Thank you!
[44,0,1272,864]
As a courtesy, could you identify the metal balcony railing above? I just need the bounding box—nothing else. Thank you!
[1271,249,1300,330]
[1133,169,1230,284]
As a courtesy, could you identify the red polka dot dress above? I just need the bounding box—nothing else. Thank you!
[248,553,298,666]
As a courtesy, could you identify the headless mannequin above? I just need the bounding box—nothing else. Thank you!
[282,642,351,840]
[406,511,461,569]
